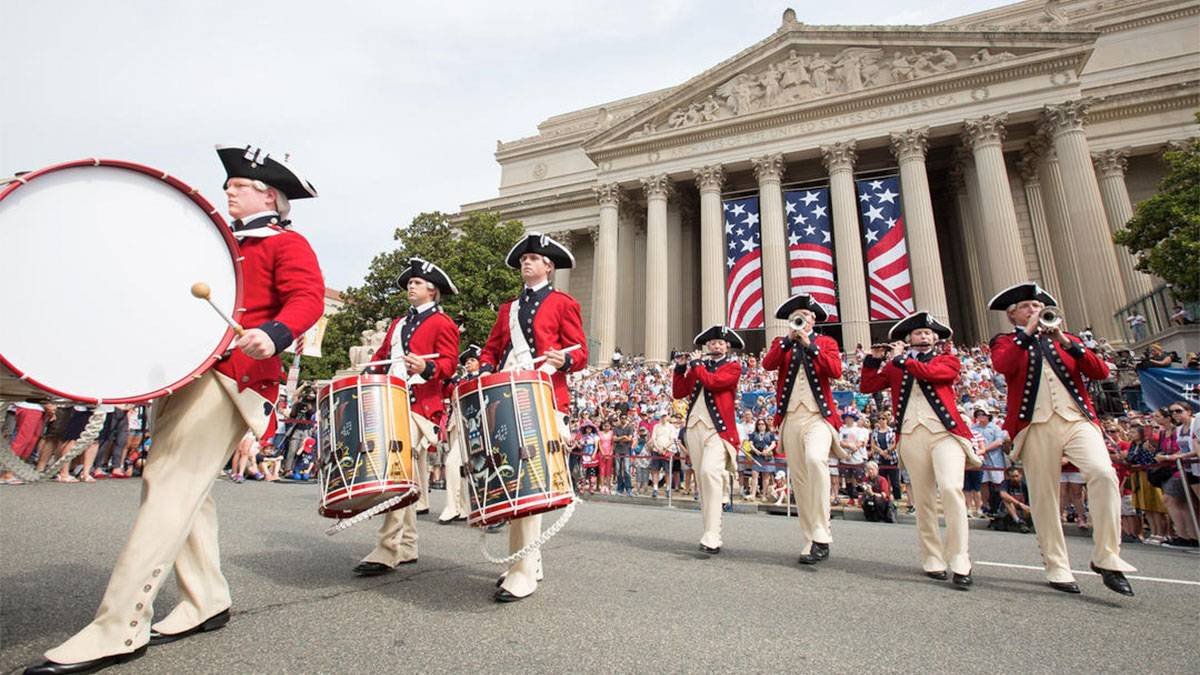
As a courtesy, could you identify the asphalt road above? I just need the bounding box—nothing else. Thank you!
[2,479,1197,673]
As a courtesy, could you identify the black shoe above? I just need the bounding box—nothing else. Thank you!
[925,570,948,581]
[436,516,459,525]
[148,608,231,645]
[353,559,417,576]
[485,522,505,533]
[24,645,147,674]
[415,508,430,515]
[1048,580,1081,594]
[1090,563,1134,596]
[952,571,973,589]
[798,542,829,565]
[493,588,527,603]
[698,544,721,555]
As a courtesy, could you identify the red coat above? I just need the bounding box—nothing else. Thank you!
[762,334,843,430]
[371,309,460,422]
[672,358,741,448]
[479,287,588,413]
[860,351,973,443]
[214,224,324,409]
[990,330,1107,438]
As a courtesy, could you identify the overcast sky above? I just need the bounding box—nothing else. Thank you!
[3,0,1008,290]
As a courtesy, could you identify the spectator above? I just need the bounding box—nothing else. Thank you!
[747,419,777,501]
[972,409,1007,515]
[579,423,600,494]
[0,402,46,484]
[861,461,895,523]
[868,413,901,503]
[597,420,615,495]
[992,467,1033,533]
[1126,423,1170,544]
[1156,402,1199,549]
[612,414,635,497]
[1125,311,1148,342]
[632,426,651,495]
[1169,305,1193,325]
[648,414,679,498]
[838,414,869,504]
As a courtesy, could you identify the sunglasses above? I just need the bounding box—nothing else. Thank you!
[1169,408,1187,414]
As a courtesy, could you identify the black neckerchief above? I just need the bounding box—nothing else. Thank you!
[400,304,438,353]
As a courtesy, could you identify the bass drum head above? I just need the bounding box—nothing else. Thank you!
[0,160,241,403]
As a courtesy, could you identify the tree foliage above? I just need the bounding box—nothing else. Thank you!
[299,211,525,381]
[1114,126,1200,302]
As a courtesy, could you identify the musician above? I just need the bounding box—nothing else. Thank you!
[988,283,1135,596]
[761,294,845,565]
[860,311,981,589]
[479,232,587,602]
[438,344,481,524]
[26,145,324,675]
[672,325,743,554]
[353,258,460,576]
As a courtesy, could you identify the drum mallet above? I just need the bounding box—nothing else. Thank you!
[190,282,245,337]
[530,344,582,366]
[358,354,440,370]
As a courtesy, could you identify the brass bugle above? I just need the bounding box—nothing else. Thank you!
[1039,306,1063,329]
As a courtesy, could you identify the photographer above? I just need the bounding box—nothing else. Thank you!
[861,461,895,523]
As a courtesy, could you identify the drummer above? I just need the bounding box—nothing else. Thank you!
[25,145,324,675]
[353,258,460,576]
[479,232,588,602]
[438,344,481,524]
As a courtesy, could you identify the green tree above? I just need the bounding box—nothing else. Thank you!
[298,211,525,381]
[1114,128,1200,302]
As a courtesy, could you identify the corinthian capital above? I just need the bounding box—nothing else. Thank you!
[962,113,1008,149]
[889,127,929,162]
[640,174,673,200]
[548,229,575,246]
[820,141,857,173]
[751,153,786,183]
[593,182,622,206]
[1041,99,1090,136]
[1092,148,1128,178]
[692,164,725,192]
[587,225,600,245]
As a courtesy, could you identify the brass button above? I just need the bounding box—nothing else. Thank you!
[125,639,133,646]
[136,603,144,610]
[143,584,152,592]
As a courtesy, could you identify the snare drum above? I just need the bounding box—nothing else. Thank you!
[0,159,241,403]
[316,374,418,519]
[454,370,573,526]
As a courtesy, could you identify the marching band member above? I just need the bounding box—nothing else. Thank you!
[672,325,743,554]
[25,145,325,675]
[353,258,460,576]
[989,283,1135,596]
[438,344,481,524]
[761,294,846,565]
[479,232,588,602]
[860,312,981,588]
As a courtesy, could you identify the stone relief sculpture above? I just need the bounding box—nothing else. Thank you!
[347,319,390,369]
[649,45,1017,134]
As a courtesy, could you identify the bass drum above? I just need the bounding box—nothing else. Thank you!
[0,159,242,403]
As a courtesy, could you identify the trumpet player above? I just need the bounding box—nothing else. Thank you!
[672,326,744,554]
[989,283,1135,596]
[761,294,846,565]
[860,312,981,588]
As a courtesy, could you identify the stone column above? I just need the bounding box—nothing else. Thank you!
[821,141,871,351]
[890,127,949,322]
[1093,148,1155,300]
[1036,143,1090,328]
[949,161,988,341]
[752,153,790,342]
[960,151,994,314]
[641,174,671,363]
[1042,101,1127,338]
[962,114,1028,306]
[1017,144,1060,296]
[549,230,573,292]
[591,183,621,365]
[693,165,726,328]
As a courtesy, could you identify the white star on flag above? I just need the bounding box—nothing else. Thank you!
[803,224,816,236]
[821,230,831,243]
[869,179,884,190]
[793,212,808,225]
[876,188,898,204]
[730,203,746,216]
[859,192,871,203]
[885,217,897,228]
[788,233,800,246]
[744,211,759,227]
[865,228,878,243]
[735,227,745,237]
[785,201,796,214]
[727,256,735,268]
[740,238,759,253]
[725,220,735,234]
[812,205,827,219]
[801,191,819,205]
[864,204,885,222]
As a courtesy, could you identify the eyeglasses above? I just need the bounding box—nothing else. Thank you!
[1169,408,1187,414]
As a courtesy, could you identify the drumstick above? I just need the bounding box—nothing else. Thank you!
[530,344,582,366]
[358,354,440,369]
[190,282,245,337]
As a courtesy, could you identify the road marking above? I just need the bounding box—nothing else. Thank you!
[977,561,1200,586]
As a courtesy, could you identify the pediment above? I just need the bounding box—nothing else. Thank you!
[584,24,1098,150]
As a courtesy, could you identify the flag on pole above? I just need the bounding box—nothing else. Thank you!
[723,195,764,329]
[783,187,838,321]
[856,176,915,320]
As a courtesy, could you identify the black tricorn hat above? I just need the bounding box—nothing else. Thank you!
[505,232,575,269]
[987,282,1057,311]
[216,144,317,200]
[398,257,458,295]
[459,344,481,364]
[693,325,745,350]
[774,293,829,322]
[888,311,953,341]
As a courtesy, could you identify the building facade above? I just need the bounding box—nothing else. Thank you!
[459,0,1200,363]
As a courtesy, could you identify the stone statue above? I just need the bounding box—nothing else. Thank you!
[348,319,391,369]
[809,52,833,92]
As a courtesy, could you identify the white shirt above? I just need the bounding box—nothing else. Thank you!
[525,280,549,294]
[411,300,436,314]
[234,210,278,225]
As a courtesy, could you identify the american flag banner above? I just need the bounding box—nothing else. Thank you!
[783,187,839,321]
[723,195,764,329]
[856,176,915,320]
